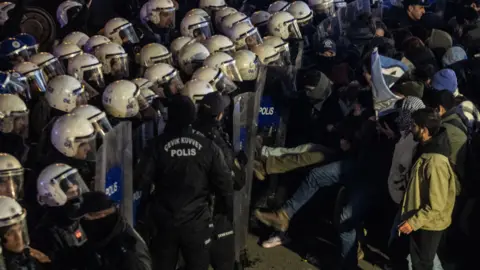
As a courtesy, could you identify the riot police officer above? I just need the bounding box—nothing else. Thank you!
[0,196,50,269]
[267,11,303,65]
[134,94,233,270]
[0,94,29,163]
[78,191,152,270]
[0,153,24,200]
[287,1,316,70]
[141,0,180,45]
[94,43,130,83]
[192,91,246,270]
[63,31,90,48]
[138,43,173,77]
[32,163,90,270]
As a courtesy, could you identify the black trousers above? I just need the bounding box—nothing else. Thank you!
[151,223,213,270]
[410,229,444,270]
[210,215,235,270]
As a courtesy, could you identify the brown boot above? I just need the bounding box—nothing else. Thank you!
[253,160,267,181]
[254,209,290,232]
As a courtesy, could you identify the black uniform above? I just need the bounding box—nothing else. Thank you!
[3,248,45,270]
[81,212,152,270]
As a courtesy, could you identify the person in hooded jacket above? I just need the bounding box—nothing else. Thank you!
[134,94,233,270]
[78,191,152,270]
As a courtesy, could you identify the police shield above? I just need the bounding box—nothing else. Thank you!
[232,65,267,263]
[95,121,134,225]
[20,6,56,52]
[317,14,341,40]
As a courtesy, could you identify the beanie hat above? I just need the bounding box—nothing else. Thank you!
[431,69,458,93]
[442,46,467,67]
[167,95,197,128]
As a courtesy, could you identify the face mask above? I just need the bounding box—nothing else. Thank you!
[81,211,118,241]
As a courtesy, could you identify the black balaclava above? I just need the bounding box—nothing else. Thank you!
[164,94,196,134]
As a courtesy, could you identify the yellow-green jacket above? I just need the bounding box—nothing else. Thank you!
[401,129,457,231]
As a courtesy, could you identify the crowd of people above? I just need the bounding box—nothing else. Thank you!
[0,0,478,269]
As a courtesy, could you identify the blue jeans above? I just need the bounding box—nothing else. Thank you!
[282,159,372,268]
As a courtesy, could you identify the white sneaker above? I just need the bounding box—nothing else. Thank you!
[261,234,290,249]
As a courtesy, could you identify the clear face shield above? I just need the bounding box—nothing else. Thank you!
[189,22,213,42]
[7,47,30,65]
[83,64,105,89]
[106,54,129,79]
[264,52,285,67]
[26,45,39,57]
[276,43,292,65]
[73,131,97,161]
[73,86,89,107]
[90,112,113,137]
[236,28,263,50]
[312,3,335,17]
[24,69,47,97]
[213,71,237,93]
[150,8,176,29]
[219,59,242,82]
[152,71,184,97]
[0,168,24,200]
[137,94,150,111]
[285,19,303,39]
[4,72,31,101]
[117,23,140,44]
[0,110,29,139]
[148,53,173,67]
[1,211,30,253]
[41,58,65,79]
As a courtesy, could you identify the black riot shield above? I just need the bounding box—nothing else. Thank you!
[232,66,267,265]
[95,121,134,225]
[20,6,56,52]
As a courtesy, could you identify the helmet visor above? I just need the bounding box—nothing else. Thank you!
[83,65,105,89]
[108,55,130,79]
[137,94,150,111]
[286,20,303,39]
[0,169,24,199]
[151,9,176,29]
[74,86,89,106]
[25,69,47,93]
[73,132,97,161]
[41,58,66,79]
[0,212,29,251]
[118,23,140,44]
[236,28,263,50]
[148,53,173,67]
[5,72,31,100]
[190,22,213,41]
[265,52,285,67]
[26,45,39,57]
[220,59,242,82]
[8,47,30,64]
[57,169,89,201]
[214,72,237,93]
[153,71,184,97]
[93,116,113,137]
[0,110,29,138]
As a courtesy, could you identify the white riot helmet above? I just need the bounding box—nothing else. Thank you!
[204,52,242,82]
[139,43,173,69]
[0,94,28,137]
[147,0,176,28]
[229,21,263,50]
[144,63,184,97]
[251,44,285,66]
[288,1,313,26]
[51,114,96,159]
[263,35,291,64]
[94,43,129,79]
[56,0,83,28]
[199,0,227,15]
[83,35,111,53]
[72,105,113,137]
[0,153,23,199]
[104,17,140,45]
[204,35,235,55]
[251,11,271,27]
[214,7,236,29]
[181,79,215,103]
[233,50,259,81]
[53,42,83,70]
[31,52,65,80]
[103,80,141,118]
[170,36,195,67]
[268,11,302,40]
[220,12,250,35]
[186,8,213,33]
[178,42,210,75]
[192,66,237,93]
[63,31,89,48]
[0,2,14,26]
[0,196,29,253]
[68,53,105,89]
[13,61,48,94]
[45,75,87,113]
[180,14,212,41]
[268,1,291,13]
[37,163,89,207]
[308,0,334,16]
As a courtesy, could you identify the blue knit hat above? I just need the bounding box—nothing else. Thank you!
[432,69,458,93]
